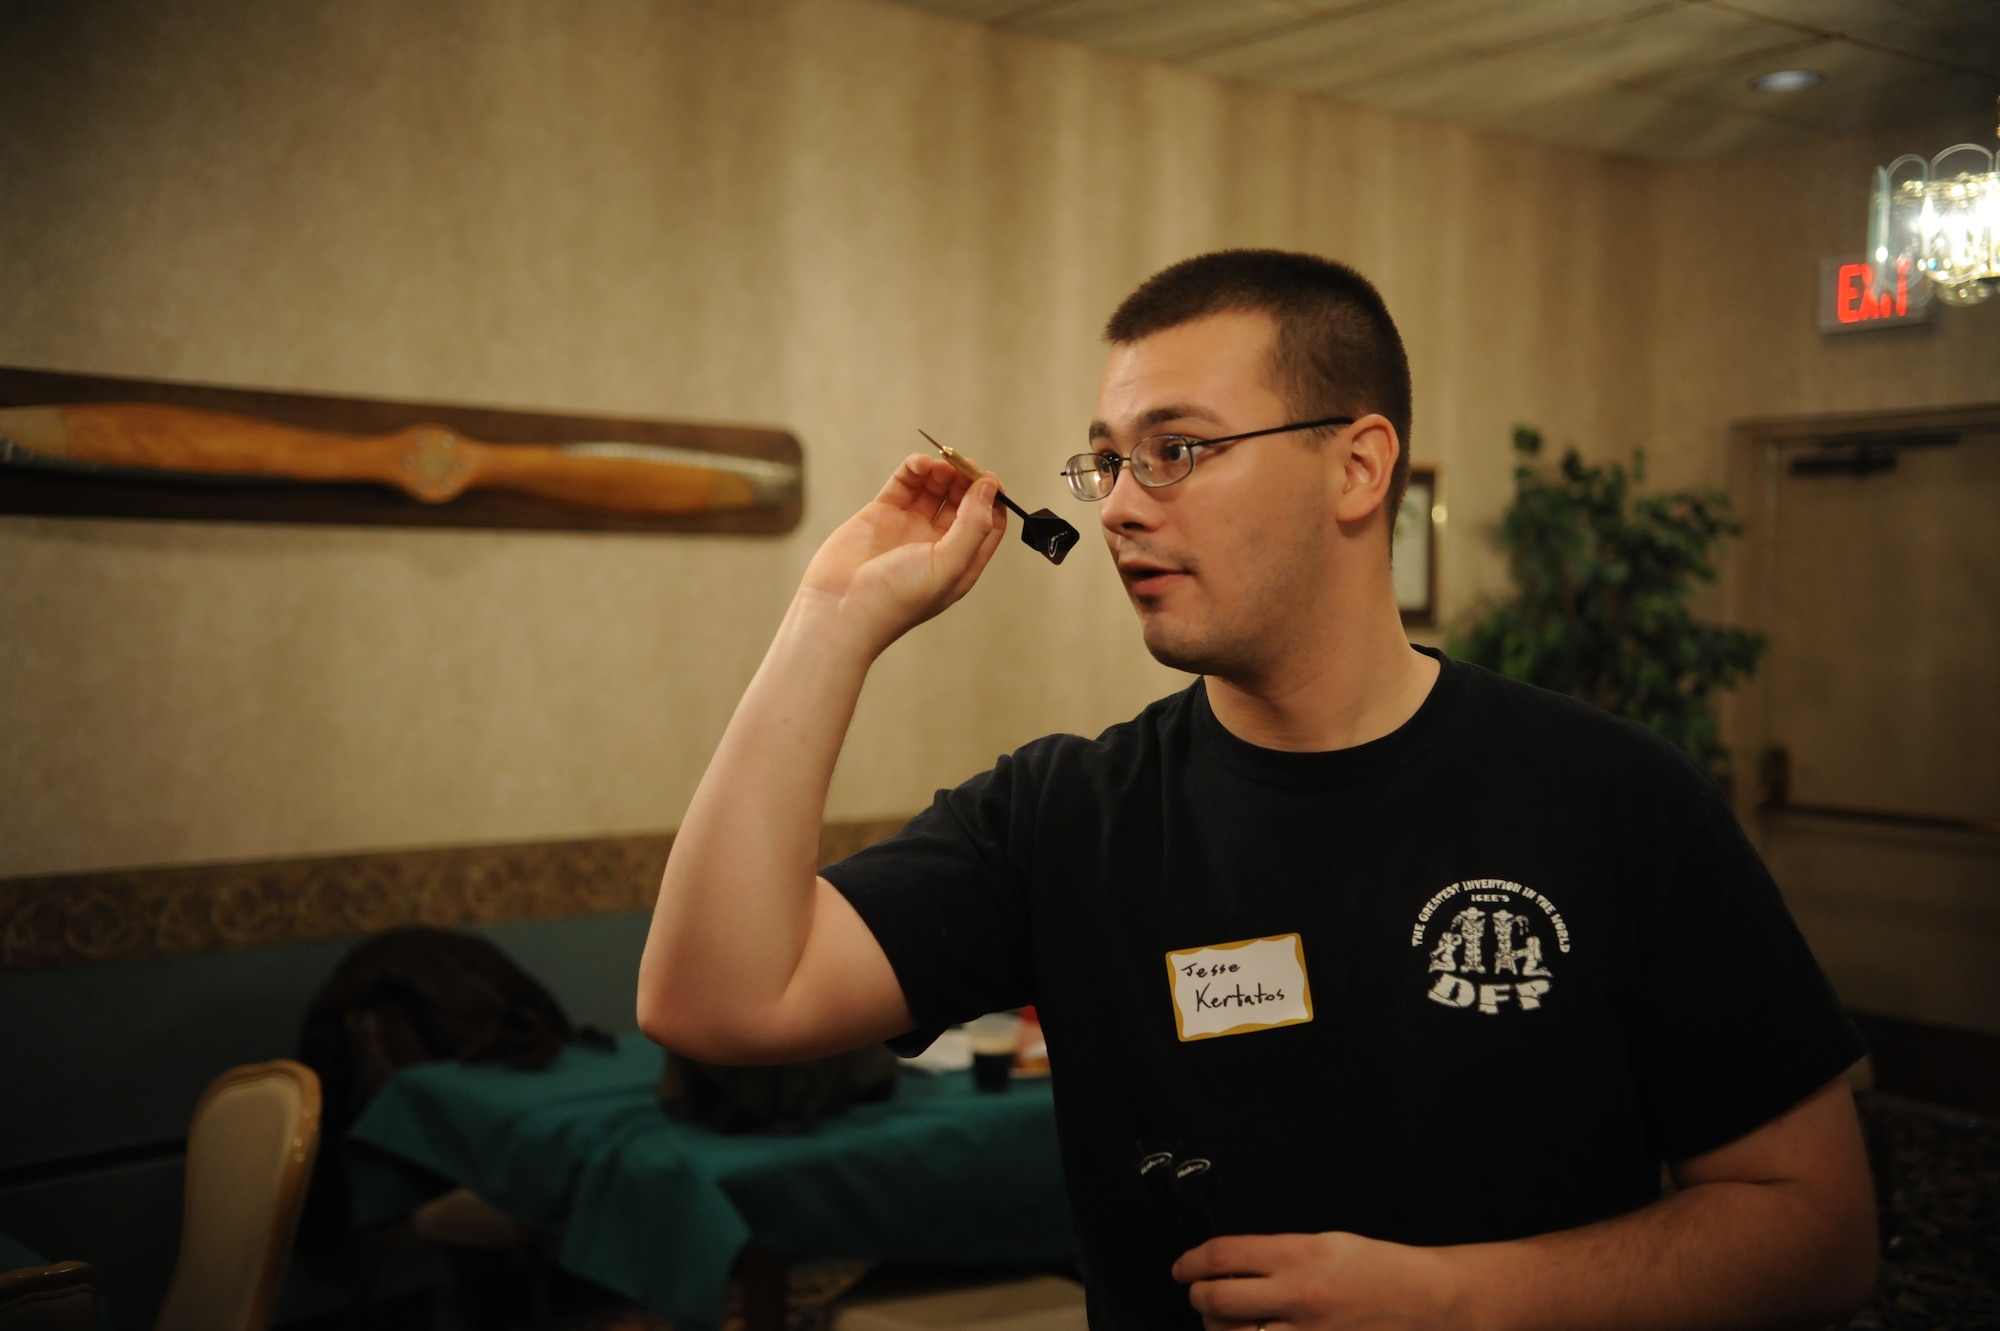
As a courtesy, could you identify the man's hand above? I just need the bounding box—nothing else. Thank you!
[1175,1231,1455,1331]
[800,453,1008,660]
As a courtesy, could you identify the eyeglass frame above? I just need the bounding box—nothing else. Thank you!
[1061,414,1356,501]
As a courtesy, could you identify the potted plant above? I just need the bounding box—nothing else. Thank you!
[1448,427,1765,782]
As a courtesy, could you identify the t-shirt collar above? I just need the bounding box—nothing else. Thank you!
[1191,645,1466,788]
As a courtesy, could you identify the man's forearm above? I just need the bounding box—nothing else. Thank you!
[1446,1174,1876,1331]
[638,590,876,1052]
[1181,1180,1874,1331]
[1178,1080,1875,1330]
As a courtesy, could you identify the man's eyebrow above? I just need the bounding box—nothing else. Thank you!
[1087,404,1224,442]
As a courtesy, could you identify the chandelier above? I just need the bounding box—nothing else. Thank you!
[1867,98,1999,308]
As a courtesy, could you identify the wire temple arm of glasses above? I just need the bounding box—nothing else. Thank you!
[1066,414,1357,470]
[1190,414,1355,448]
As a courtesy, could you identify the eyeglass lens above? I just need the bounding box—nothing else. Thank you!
[1063,436,1198,501]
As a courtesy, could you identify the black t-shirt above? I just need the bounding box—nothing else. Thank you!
[826,651,1862,1329]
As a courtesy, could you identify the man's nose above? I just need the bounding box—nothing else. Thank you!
[1097,462,1161,533]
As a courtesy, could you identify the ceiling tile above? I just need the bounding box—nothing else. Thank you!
[1707,0,1995,29]
[1175,10,1457,90]
[1804,72,1996,137]
[1337,0,1685,55]
[1326,39,1813,157]
[1658,36,1897,118]
[1842,9,2000,77]
[996,0,1308,62]
[884,0,1063,22]
[1397,4,1813,94]
[1702,1,2000,79]
[868,0,2000,159]
[1649,36,1996,136]
[1485,86,1812,157]
[1340,45,1637,118]
[1175,0,1682,88]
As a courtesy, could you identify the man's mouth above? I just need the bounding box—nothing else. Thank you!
[1117,559,1188,596]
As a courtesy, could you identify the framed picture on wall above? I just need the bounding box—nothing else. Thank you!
[1395,465,1438,627]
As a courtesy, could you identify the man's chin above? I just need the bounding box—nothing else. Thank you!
[1139,621,1230,678]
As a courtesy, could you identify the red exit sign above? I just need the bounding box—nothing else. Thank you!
[1817,255,1932,333]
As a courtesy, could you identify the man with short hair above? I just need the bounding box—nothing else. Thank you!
[640,250,1875,1329]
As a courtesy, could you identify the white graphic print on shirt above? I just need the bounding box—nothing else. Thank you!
[1411,879,1571,1015]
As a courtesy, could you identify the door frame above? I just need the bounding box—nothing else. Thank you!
[1725,400,2000,841]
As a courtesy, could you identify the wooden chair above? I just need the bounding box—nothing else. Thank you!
[155,1060,321,1331]
[0,1261,100,1331]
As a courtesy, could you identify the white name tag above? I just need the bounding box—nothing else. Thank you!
[1165,933,1314,1042]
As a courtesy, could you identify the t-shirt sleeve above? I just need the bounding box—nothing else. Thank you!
[822,751,1037,1051]
[1624,780,1866,1163]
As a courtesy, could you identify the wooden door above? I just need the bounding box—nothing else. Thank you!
[1734,409,2000,1037]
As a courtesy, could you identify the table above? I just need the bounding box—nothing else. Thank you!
[0,1232,113,1330]
[345,1037,1071,1331]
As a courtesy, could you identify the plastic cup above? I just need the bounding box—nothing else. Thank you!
[966,1012,1021,1093]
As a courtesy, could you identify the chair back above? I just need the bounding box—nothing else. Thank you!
[155,1060,321,1331]
[0,1261,100,1331]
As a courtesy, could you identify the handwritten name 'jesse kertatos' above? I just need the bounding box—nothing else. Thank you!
[1180,963,1286,1011]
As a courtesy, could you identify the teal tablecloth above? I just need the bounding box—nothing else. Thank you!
[0,1233,50,1271]
[345,1038,1071,1330]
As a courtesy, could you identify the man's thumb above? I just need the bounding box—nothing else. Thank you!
[937,475,1001,564]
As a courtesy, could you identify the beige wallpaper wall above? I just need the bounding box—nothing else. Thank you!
[0,0,1654,879]
[3,0,1993,1030]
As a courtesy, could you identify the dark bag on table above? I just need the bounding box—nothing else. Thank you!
[296,925,609,1244]
[658,1045,899,1134]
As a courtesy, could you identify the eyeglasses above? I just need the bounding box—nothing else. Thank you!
[1060,415,1354,501]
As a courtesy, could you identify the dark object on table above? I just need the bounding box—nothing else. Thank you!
[0,1260,99,1331]
[658,1046,900,1134]
[972,1051,1013,1094]
[296,926,609,1245]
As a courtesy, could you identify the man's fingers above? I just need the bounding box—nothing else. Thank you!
[1185,1274,1280,1325]
[1177,1238,1285,1329]
[878,453,967,513]
[950,503,1008,599]
[1174,1235,1279,1284]
[935,475,1002,579]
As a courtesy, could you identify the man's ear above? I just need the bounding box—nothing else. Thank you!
[1333,414,1400,527]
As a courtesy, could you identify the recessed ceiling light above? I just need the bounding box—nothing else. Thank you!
[1750,69,1824,93]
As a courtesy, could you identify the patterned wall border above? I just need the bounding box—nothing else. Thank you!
[0,819,908,972]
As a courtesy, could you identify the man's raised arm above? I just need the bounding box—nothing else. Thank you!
[637,455,1006,1063]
